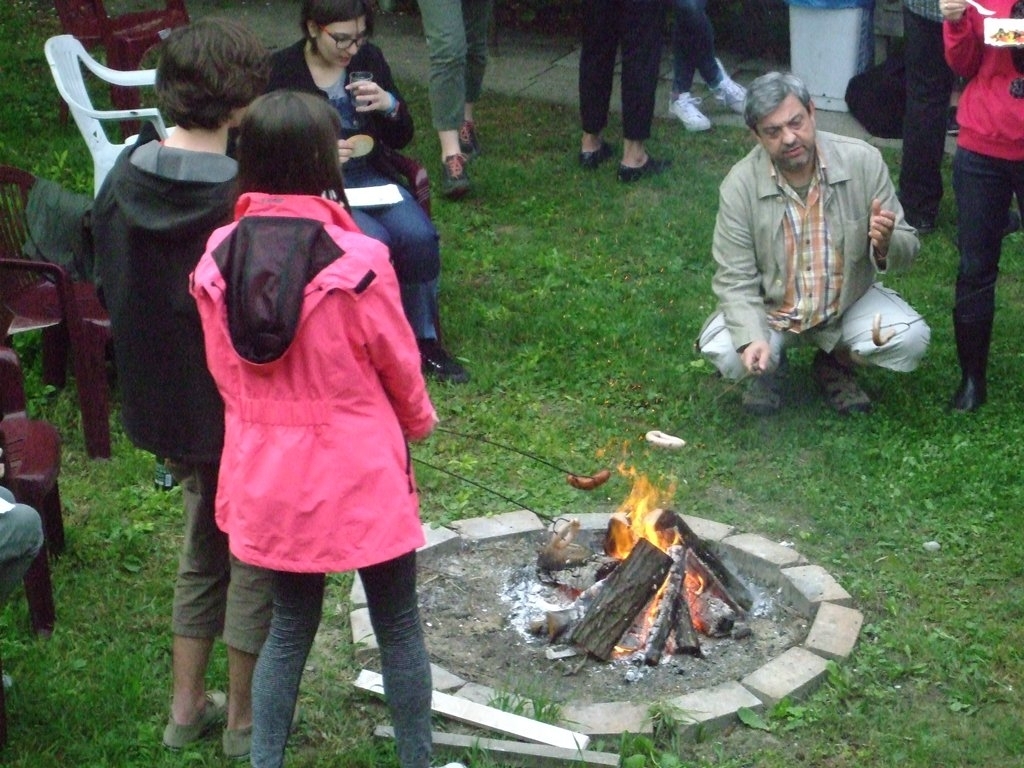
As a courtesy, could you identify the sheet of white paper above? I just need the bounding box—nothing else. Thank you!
[346,184,403,208]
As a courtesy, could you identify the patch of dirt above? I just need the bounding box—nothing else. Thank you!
[418,527,810,707]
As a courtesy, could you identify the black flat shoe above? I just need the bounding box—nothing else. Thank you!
[578,141,613,170]
[617,156,671,183]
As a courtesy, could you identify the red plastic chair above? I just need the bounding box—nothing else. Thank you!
[0,165,112,459]
[53,0,190,131]
[0,347,60,639]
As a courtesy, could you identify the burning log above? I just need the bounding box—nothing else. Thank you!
[571,538,672,661]
[658,510,753,612]
[671,592,703,657]
[529,578,607,642]
[684,549,737,637]
[642,546,685,666]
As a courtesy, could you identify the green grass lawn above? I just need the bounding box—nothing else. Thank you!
[2,1,1023,766]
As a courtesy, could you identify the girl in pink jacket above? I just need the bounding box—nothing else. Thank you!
[191,90,442,768]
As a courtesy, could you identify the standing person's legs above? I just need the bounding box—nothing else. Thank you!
[417,0,469,156]
[460,0,493,132]
[250,572,325,768]
[950,149,1016,409]
[166,461,230,742]
[166,460,272,749]
[671,0,716,95]
[619,1,665,167]
[579,0,619,151]
[360,551,432,768]
[898,9,954,230]
[223,553,273,756]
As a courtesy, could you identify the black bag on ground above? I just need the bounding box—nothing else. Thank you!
[844,50,906,140]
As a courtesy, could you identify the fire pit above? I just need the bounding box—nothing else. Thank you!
[348,506,863,738]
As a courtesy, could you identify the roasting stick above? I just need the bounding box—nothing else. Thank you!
[411,456,563,525]
[434,426,611,490]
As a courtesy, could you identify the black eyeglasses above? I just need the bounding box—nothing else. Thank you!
[319,25,369,51]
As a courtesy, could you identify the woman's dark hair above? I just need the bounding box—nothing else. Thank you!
[300,0,375,39]
[156,17,269,130]
[236,91,345,198]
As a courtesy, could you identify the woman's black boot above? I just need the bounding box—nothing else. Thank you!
[950,314,992,412]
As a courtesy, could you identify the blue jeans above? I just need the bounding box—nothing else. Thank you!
[952,148,1024,324]
[670,0,721,94]
[345,162,441,340]
[415,0,493,131]
[250,551,432,768]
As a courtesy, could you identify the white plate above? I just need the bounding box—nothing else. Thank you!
[984,17,1024,46]
[346,184,403,208]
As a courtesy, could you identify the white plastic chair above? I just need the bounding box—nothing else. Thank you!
[44,34,170,196]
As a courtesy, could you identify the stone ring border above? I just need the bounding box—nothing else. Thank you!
[348,509,864,739]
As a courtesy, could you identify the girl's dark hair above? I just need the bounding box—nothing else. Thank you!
[300,0,375,39]
[156,17,269,130]
[236,91,345,198]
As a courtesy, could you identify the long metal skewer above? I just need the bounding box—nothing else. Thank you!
[434,426,580,476]
[411,456,560,525]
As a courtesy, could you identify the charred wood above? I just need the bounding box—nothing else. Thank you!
[643,545,686,666]
[671,593,703,657]
[572,538,672,660]
[684,549,736,637]
[684,548,745,618]
[661,510,753,611]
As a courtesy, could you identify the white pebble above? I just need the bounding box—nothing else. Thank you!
[922,540,941,552]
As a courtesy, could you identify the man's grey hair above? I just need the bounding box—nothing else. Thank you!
[743,71,812,131]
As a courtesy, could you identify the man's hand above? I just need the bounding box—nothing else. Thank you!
[741,340,773,376]
[868,198,896,260]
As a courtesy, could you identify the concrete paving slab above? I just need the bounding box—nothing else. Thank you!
[448,508,546,542]
[431,663,467,692]
[780,564,854,615]
[803,602,864,662]
[560,700,652,737]
[419,522,462,561]
[718,533,807,586]
[667,680,764,734]
[741,646,830,707]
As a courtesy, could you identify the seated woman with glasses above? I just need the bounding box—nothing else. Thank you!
[267,0,469,384]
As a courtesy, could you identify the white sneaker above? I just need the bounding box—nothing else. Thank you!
[669,93,711,132]
[712,61,747,114]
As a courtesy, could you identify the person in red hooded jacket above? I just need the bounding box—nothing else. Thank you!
[941,0,1024,410]
[191,90,451,768]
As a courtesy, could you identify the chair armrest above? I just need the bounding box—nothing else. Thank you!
[71,104,169,137]
[0,347,28,416]
[77,52,157,89]
[0,258,80,330]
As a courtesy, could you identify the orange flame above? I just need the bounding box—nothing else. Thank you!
[605,466,678,559]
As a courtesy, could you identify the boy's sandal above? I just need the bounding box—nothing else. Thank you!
[163,690,227,749]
